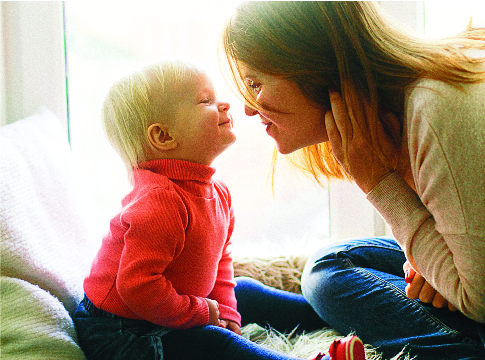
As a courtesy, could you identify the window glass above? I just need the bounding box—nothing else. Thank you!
[64,2,330,256]
[424,1,485,37]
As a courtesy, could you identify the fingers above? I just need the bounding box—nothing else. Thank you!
[404,262,416,284]
[328,89,351,140]
[406,272,437,303]
[431,291,448,309]
[418,281,437,304]
[219,319,242,335]
[205,298,220,326]
[402,260,413,273]
[377,107,401,157]
[405,272,457,312]
[325,111,342,158]
[326,88,394,193]
[226,321,243,335]
[405,273,426,299]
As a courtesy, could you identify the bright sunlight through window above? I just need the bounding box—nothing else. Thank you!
[64,2,330,257]
[64,1,485,257]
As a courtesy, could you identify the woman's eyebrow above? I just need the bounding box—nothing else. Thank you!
[244,74,263,84]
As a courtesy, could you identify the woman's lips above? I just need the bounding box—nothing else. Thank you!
[261,120,273,133]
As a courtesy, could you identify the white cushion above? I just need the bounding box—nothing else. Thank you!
[1,276,86,359]
[0,108,96,315]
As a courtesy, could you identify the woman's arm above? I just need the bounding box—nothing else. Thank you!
[367,79,485,323]
[327,81,485,323]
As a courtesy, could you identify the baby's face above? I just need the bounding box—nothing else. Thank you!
[170,73,236,165]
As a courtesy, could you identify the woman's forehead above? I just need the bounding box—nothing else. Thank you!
[237,61,259,78]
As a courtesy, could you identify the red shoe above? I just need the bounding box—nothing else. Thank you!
[307,336,365,360]
[328,336,365,360]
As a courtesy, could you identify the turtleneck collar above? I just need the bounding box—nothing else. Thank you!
[138,159,216,184]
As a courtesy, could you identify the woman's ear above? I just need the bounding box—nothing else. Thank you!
[147,123,178,151]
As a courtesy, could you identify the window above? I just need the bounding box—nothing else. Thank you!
[424,1,485,38]
[64,2,330,256]
[61,1,485,257]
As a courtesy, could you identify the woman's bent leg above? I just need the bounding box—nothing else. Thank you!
[301,237,485,360]
[235,276,327,333]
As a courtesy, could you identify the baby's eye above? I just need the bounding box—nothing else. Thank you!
[200,98,212,104]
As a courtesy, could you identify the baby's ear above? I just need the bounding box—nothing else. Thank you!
[147,123,178,150]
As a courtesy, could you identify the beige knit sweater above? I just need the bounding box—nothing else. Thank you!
[367,76,485,324]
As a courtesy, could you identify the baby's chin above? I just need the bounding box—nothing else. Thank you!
[225,133,237,147]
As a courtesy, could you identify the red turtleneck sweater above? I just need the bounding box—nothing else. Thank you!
[83,159,240,329]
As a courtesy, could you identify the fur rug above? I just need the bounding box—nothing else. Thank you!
[233,255,410,360]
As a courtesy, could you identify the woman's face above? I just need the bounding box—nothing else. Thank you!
[239,63,328,154]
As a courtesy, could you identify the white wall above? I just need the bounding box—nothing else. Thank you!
[1,2,67,127]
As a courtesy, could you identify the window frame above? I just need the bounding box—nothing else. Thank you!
[0,2,68,128]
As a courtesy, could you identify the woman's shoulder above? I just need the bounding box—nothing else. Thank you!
[405,76,485,133]
[404,76,485,237]
[407,76,485,104]
[406,49,485,108]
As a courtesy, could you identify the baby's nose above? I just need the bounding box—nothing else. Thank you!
[218,101,230,112]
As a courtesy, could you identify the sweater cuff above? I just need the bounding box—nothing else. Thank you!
[218,304,241,327]
[366,172,430,263]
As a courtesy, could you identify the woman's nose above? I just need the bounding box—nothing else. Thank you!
[245,104,259,116]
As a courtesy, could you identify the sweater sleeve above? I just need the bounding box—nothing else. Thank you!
[367,79,485,324]
[206,181,241,325]
[116,187,209,329]
[207,206,241,326]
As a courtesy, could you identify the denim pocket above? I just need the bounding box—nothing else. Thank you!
[73,308,170,360]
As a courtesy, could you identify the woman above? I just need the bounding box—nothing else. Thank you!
[221,2,485,359]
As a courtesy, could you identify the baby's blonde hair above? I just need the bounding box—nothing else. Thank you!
[102,58,204,174]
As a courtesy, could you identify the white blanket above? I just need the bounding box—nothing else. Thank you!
[0,108,97,359]
[1,277,86,359]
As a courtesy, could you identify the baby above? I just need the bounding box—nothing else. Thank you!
[72,58,364,360]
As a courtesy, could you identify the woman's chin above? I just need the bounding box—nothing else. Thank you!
[276,139,328,155]
[275,143,299,155]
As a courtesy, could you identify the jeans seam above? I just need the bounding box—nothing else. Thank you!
[350,260,480,345]
[336,244,403,257]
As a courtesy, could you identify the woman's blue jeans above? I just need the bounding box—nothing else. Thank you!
[301,237,485,360]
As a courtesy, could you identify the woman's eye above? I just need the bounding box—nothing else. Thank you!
[246,79,261,93]
[200,98,212,104]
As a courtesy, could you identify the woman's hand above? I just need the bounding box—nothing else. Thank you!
[403,261,456,311]
[325,89,398,194]
[219,319,242,335]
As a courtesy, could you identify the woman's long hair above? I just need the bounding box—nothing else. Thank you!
[221,1,485,184]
